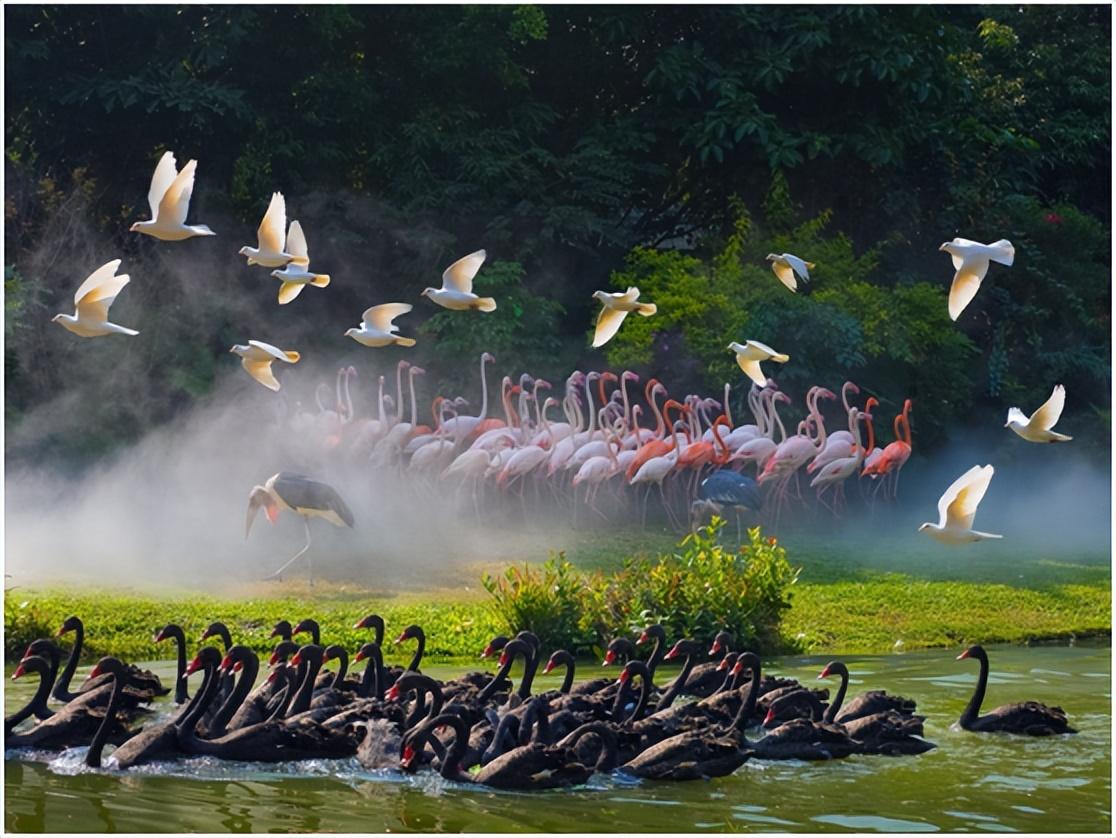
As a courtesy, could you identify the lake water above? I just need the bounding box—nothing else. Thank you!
[4,644,1110,833]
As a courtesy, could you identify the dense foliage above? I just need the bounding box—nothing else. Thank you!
[483,519,801,651]
[4,5,1110,463]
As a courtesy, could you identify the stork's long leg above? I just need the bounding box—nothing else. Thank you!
[265,517,312,582]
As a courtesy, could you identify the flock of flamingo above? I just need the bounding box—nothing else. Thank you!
[284,357,912,532]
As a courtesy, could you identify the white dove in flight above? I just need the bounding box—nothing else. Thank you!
[591,287,657,348]
[130,151,216,241]
[1006,385,1072,443]
[728,340,790,387]
[919,464,1002,543]
[269,220,331,304]
[345,303,416,348]
[240,192,295,267]
[229,340,300,392]
[939,238,1014,320]
[421,249,497,312]
[766,252,814,292]
[52,259,139,337]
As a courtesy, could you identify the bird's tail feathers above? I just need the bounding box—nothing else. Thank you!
[278,282,305,305]
[310,273,331,288]
[394,336,417,348]
[988,239,1015,266]
[637,303,657,316]
[474,297,498,312]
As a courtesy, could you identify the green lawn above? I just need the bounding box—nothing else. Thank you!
[5,526,1109,662]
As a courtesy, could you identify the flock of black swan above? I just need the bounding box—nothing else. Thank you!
[5,616,1076,787]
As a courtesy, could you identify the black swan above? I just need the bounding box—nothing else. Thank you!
[8,656,135,750]
[818,660,917,723]
[621,651,762,780]
[394,624,426,673]
[955,645,1076,735]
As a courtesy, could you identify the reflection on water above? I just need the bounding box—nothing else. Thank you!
[4,645,1111,833]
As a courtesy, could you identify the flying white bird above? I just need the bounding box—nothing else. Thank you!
[268,220,330,304]
[52,259,139,337]
[728,341,790,387]
[229,340,300,392]
[421,249,496,312]
[240,193,295,267]
[591,287,657,348]
[919,464,1002,544]
[130,151,216,241]
[345,303,416,348]
[1006,384,1072,443]
[766,253,814,293]
[939,238,1015,320]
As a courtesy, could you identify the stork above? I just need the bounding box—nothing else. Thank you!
[246,472,354,586]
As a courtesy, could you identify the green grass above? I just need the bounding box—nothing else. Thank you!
[5,527,1109,662]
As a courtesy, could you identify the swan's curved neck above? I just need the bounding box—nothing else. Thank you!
[84,671,128,768]
[53,622,85,702]
[961,653,989,727]
[823,668,849,723]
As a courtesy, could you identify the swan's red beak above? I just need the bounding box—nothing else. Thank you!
[480,642,496,659]
[354,650,366,663]
[266,671,279,684]
[184,656,203,676]
[353,617,371,629]
[394,632,409,644]
[12,664,26,680]
[731,661,744,676]
[154,629,168,643]
[602,650,616,666]
[637,631,649,644]
[710,640,723,656]
[763,708,776,727]
[56,626,68,637]
[290,652,303,666]
[386,684,402,702]
[818,665,831,679]
[498,652,510,666]
[543,661,555,674]
[268,651,280,666]
[956,649,970,660]
[233,662,243,673]
[401,745,416,769]
[88,662,105,679]
[268,627,282,638]
[321,651,332,664]
[717,658,731,671]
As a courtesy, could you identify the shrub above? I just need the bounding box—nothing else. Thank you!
[481,554,586,650]
[483,519,801,654]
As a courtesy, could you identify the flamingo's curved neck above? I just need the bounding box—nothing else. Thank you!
[476,355,490,421]
[647,380,665,438]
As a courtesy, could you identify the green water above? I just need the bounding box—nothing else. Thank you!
[4,644,1110,833]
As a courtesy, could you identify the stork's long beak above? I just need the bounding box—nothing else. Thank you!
[246,488,276,538]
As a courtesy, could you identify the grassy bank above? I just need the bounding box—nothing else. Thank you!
[6,571,1108,663]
